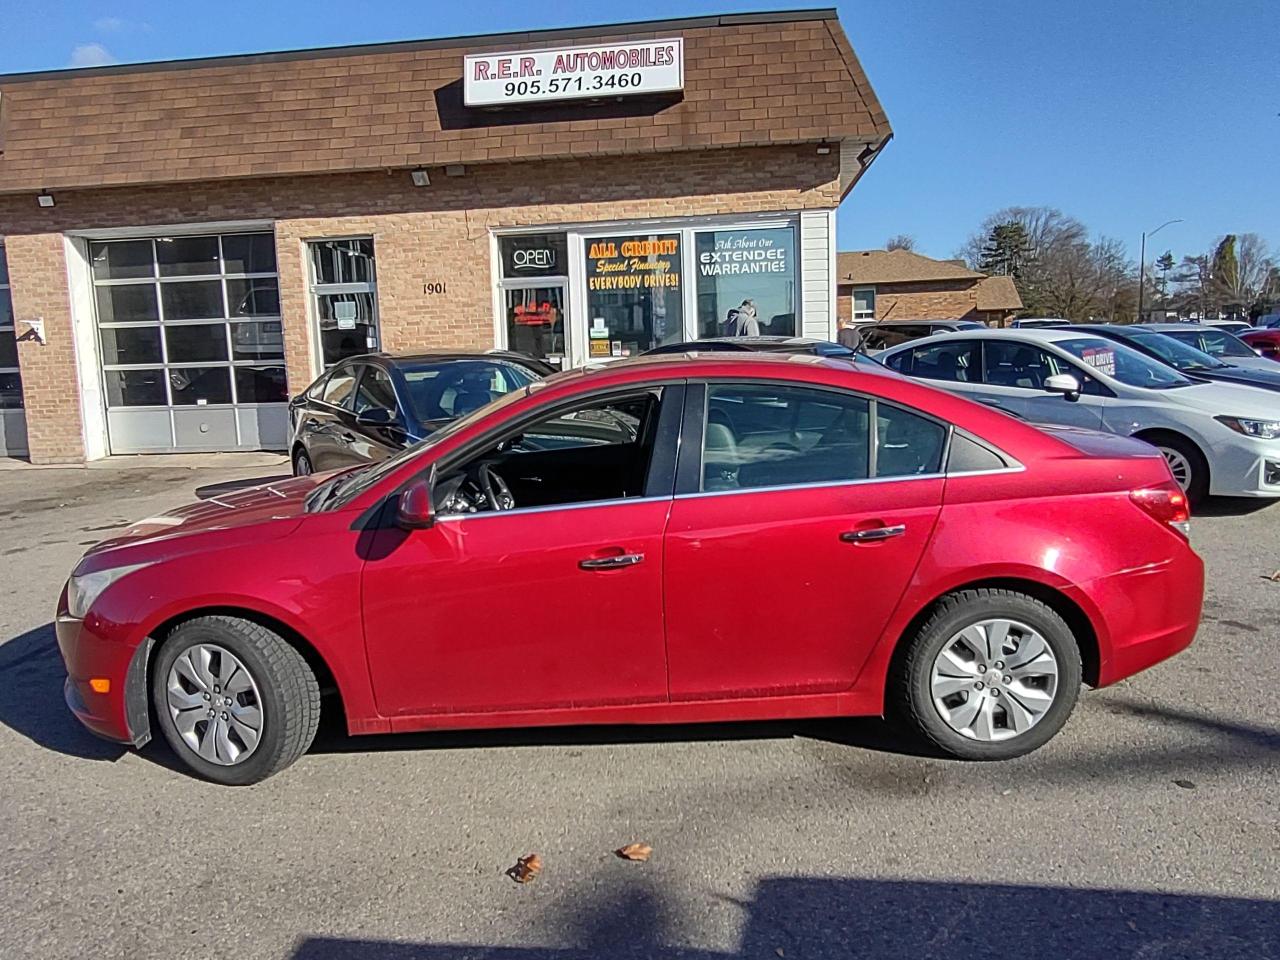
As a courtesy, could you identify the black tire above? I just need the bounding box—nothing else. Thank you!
[293,446,313,477]
[1140,432,1208,507]
[151,616,320,785]
[890,588,1082,760]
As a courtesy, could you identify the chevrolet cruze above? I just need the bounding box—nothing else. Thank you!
[58,353,1203,784]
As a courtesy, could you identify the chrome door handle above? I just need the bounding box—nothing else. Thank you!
[579,553,645,570]
[840,524,907,543]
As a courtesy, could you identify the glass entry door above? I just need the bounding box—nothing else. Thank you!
[504,284,567,370]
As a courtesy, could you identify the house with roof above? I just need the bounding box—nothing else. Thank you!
[836,249,1024,327]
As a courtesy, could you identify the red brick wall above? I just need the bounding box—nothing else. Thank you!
[0,144,839,462]
[838,280,982,323]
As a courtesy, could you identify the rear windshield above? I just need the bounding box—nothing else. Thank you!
[1054,338,1193,389]
[398,359,537,423]
[1127,332,1229,371]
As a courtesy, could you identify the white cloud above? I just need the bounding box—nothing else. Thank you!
[68,43,116,68]
[93,16,126,32]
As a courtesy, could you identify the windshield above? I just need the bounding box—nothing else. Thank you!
[1171,328,1256,359]
[1127,332,1229,371]
[1053,337,1193,389]
[398,359,538,423]
[308,385,537,512]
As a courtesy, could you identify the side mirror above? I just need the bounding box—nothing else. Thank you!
[357,407,396,428]
[396,478,435,530]
[1044,373,1081,402]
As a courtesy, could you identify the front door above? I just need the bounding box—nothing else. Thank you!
[976,340,1104,429]
[503,284,568,371]
[663,382,946,700]
[359,386,680,717]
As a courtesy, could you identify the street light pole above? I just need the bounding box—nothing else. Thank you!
[1137,218,1183,322]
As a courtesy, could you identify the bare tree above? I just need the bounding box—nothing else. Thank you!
[885,234,916,252]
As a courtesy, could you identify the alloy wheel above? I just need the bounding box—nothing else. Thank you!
[166,643,264,765]
[929,618,1059,742]
[1158,446,1192,491]
[295,452,313,476]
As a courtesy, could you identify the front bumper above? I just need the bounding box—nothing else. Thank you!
[56,612,152,748]
[1207,438,1280,497]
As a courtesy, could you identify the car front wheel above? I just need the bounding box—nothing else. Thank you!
[293,447,313,477]
[151,616,320,785]
[891,589,1082,760]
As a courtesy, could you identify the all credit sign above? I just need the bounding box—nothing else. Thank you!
[464,38,684,107]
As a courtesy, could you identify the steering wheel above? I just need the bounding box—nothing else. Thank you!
[479,463,516,511]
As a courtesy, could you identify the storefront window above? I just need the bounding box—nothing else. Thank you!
[309,239,380,368]
[500,234,568,279]
[585,233,683,358]
[695,227,796,338]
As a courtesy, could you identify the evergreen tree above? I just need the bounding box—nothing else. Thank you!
[1156,251,1175,301]
[978,222,1031,278]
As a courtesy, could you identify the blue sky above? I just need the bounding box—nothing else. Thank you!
[3,1,1277,263]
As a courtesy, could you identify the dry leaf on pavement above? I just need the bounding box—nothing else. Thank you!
[509,854,543,883]
[616,842,653,862]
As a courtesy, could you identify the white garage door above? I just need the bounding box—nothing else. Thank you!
[91,232,289,454]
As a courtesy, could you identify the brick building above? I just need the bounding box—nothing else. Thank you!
[0,9,890,463]
[836,249,1022,328]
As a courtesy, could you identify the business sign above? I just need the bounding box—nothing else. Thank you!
[464,38,684,107]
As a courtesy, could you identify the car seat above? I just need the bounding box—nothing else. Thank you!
[703,422,741,490]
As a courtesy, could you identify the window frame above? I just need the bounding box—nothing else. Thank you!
[0,242,21,409]
[307,237,381,374]
[674,379,952,498]
[851,287,876,321]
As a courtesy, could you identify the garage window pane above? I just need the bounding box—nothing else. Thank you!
[105,369,168,407]
[231,322,284,360]
[169,367,232,405]
[0,334,16,367]
[96,283,159,324]
[100,326,162,365]
[156,236,221,277]
[221,234,277,275]
[234,366,288,403]
[0,370,22,409]
[227,277,280,317]
[161,280,225,321]
[90,240,154,280]
[0,250,8,285]
[165,324,229,362]
[0,288,12,326]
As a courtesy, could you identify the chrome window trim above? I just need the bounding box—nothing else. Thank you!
[944,464,1027,479]
[435,493,670,522]
[674,471,945,502]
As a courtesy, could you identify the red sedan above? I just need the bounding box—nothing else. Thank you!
[1241,329,1280,361]
[57,354,1203,784]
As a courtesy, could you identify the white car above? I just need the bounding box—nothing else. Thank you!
[878,328,1280,502]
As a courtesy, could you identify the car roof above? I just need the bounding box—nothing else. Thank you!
[1137,323,1214,332]
[881,327,1105,348]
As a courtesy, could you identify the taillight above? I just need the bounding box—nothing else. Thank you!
[1129,483,1191,538]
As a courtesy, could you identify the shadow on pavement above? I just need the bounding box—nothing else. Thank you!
[289,875,1280,960]
[1195,496,1277,518]
[0,623,125,761]
[194,475,292,499]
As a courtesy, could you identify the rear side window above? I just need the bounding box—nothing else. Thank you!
[947,432,1009,473]
[703,384,870,491]
[907,340,980,382]
[876,404,946,477]
[321,366,358,408]
[353,365,398,415]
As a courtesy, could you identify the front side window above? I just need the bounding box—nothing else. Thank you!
[907,340,981,383]
[1128,332,1227,371]
[1187,329,1255,359]
[0,244,21,410]
[585,234,683,357]
[309,239,379,368]
[702,384,870,491]
[695,227,796,338]
[433,391,664,515]
[353,366,398,416]
[320,365,358,408]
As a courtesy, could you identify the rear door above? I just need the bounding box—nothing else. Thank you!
[890,339,981,401]
[663,380,946,700]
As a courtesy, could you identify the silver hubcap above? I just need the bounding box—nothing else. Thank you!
[930,618,1059,742]
[295,453,312,476]
[1159,447,1192,491]
[166,644,264,765]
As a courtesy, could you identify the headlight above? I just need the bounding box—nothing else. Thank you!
[1216,416,1280,440]
[65,563,150,619]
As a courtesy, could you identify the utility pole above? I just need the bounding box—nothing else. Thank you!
[1137,219,1183,322]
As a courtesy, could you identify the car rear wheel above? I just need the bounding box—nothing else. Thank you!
[293,447,313,477]
[151,616,320,785]
[891,589,1082,760]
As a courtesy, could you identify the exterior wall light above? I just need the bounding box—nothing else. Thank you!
[37,191,55,207]
[410,168,431,187]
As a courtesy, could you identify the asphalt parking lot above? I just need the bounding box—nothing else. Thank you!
[1,455,1277,960]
